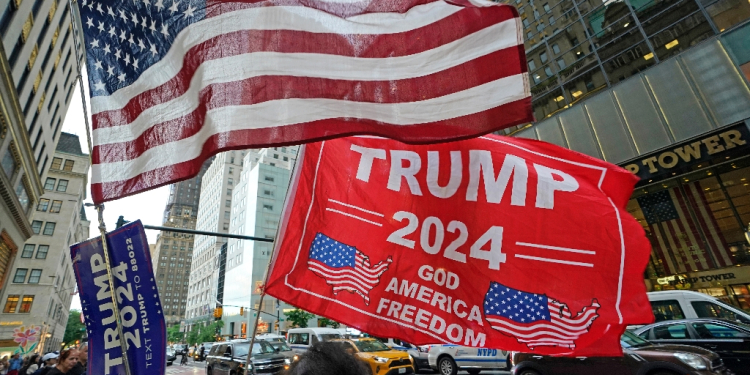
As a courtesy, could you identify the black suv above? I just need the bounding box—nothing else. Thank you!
[206,340,289,375]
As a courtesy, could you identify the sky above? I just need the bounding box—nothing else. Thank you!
[62,69,170,309]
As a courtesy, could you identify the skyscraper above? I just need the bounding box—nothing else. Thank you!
[185,151,243,331]
[0,0,83,298]
[152,158,211,328]
[0,133,89,354]
[507,0,750,306]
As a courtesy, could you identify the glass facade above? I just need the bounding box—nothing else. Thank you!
[626,154,750,310]
[501,0,750,127]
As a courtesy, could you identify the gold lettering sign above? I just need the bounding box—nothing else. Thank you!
[0,321,23,326]
[624,129,747,177]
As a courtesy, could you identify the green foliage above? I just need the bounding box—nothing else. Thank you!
[62,310,85,347]
[284,308,314,328]
[186,320,225,345]
[317,317,341,328]
[167,324,183,343]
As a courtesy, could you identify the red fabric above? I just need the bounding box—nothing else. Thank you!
[265,135,653,356]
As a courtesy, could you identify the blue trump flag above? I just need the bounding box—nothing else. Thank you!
[71,220,166,375]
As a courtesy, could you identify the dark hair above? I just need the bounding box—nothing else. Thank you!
[58,349,76,363]
[280,342,370,375]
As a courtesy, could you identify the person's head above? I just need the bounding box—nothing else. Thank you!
[57,350,79,371]
[12,354,19,359]
[42,352,58,366]
[280,342,370,375]
[76,343,88,365]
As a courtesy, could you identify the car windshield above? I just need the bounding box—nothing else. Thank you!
[319,334,342,342]
[621,331,650,348]
[269,342,292,351]
[355,340,391,352]
[234,342,276,357]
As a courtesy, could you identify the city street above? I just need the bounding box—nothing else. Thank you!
[165,361,512,375]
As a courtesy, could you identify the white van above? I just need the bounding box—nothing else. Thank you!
[286,327,343,354]
[648,290,750,324]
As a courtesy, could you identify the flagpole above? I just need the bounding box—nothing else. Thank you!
[66,2,133,375]
[244,152,302,374]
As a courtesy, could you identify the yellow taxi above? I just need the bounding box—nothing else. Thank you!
[332,338,414,375]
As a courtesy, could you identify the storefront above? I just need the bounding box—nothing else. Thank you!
[622,122,750,311]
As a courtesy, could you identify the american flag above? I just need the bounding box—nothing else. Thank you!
[636,185,732,275]
[79,0,532,203]
[307,233,391,305]
[483,282,599,350]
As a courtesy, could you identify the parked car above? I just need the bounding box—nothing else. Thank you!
[648,291,750,324]
[428,344,509,375]
[331,338,414,375]
[166,347,176,366]
[174,344,189,356]
[206,340,289,375]
[511,330,733,375]
[633,318,750,374]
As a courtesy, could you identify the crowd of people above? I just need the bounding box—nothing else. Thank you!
[0,343,87,375]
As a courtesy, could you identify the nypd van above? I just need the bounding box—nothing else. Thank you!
[428,344,509,375]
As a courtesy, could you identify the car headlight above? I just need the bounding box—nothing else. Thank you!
[293,355,299,362]
[284,358,291,365]
[374,357,388,363]
[674,353,707,370]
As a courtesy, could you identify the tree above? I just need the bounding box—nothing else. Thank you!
[284,308,315,328]
[62,310,85,347]
[185,320,224,345]
[167,324,183,343]
[317,317,341,328]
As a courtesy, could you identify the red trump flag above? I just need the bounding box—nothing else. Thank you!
[265,135,653,356]
[79,0,532,203]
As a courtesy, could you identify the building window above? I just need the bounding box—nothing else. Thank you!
[536,22,545,32]
[50,200,62,213]
[36,245,49,259]
[228,167,233,174]
[557,59,566,69]
[43,222,56,236]
[44,177,56,190]
[522,18,530,28]
[552,44,561,54]
[549,16,555,25]
[13,268,28,283]
[543,3,551,12]
[224,211,230,220]
[227,188,232,196]
[264,176,274,182]
[540,52,548,63]
[264,190,272,196]
[527,31,533,40]
[263,204,273,211]
[283,156,288,161]
[51,157,62,169]
[15,181,29,213]
[31,221,43,234]
[528,60,536,71]
[63,160,74,171]
[225,200,231,208]
[3,295,19,313]
[2,149,18,178]
[544,66,553,77]
[28,269,42,284]
[19,296,34,313]
[37,198,50,212]
[56,179,68,192]
[21,244,35,258]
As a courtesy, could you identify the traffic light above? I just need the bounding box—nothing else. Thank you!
[213,307,223,319]
[274,322,279,332]
[240,307,244,316]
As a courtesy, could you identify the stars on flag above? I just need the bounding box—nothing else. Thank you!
[80,0,205,94]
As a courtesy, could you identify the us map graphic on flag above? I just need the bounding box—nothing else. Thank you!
[307,233,392,305]
[484,282,600,350]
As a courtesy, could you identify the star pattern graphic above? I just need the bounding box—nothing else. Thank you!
[79,0,205,95]
[484,283,550,323]
[309,233,357,268]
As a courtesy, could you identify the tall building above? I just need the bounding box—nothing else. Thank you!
[0,0,82,307]
[505,0,750,309]
[221,147,301,338]
[151,159,211,328]
[185,151,244,330]
[0,133,89,356]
